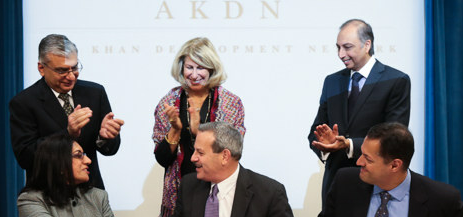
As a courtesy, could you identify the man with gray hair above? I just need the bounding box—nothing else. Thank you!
[308,19,411,204]
[9,34,124,189]
[173,122,293,217]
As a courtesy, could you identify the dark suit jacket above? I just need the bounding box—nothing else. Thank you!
[308,60,411,201]
[9,77,120,189]
[319,167,463,217]
[172,165,294,217]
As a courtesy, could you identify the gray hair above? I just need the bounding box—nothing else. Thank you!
[198,122,243,160]
[340,19,375,56]
[171,37,227,89]
[39,34,78,63]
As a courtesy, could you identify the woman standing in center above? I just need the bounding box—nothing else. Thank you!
[152,37,246,216]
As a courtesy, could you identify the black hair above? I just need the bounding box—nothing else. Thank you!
[367,122,414,170]
[21,133,90,207]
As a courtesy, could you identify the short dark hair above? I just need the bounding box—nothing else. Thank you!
[366,122,414,170]
[198,122,243,160]
[21,133,90,207]
[38,34,78,63]
[340,19,375,56]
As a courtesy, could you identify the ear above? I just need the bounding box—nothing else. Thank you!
[364,40,372,55]
[390,159,403,172]
[221,149,231,165]
[38,62,45,77]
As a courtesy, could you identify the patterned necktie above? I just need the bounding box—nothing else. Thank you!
[204,184,219,217]
[375,191,392,217]
[58,93,73,116]
[348,72,363,118]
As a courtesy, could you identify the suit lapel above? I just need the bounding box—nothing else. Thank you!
[72,80,90,107]
[38,78,68,128]
[192,181,210,216]
[340,69,351,128]
[231,166,253,217]
[354,182,374,217]
[348,61,385,126]
[408,172,428,217]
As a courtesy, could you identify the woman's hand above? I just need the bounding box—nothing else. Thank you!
[187,98,201,136]
[164,103,182,130]
[164,103,182,152]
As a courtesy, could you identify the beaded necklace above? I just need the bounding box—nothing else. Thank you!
[186,90,212,145]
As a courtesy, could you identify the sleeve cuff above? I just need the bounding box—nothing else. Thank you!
[96,135,107,148]
[346,138,354,159]
[321,151,330,161]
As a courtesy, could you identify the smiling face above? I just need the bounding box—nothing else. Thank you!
[38,53,79,93]
[72,142,91,185]
[356,137,392,186]
[183,56,210,92]
[336,24,371,71]
[191,131,224,183]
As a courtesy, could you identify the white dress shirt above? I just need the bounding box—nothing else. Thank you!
[211,165,240,217]
[51,88,75,108]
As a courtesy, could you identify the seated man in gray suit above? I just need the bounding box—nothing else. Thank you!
[319,122,463,217]
[172,122,293,217]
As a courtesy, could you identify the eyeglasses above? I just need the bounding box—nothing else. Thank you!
[42,61,83,75]
[72,151,87,160]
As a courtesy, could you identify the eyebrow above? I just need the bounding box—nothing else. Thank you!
[56,63,78,69]
[363,153,373,161]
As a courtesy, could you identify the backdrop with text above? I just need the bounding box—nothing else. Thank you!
[23,0,425,215]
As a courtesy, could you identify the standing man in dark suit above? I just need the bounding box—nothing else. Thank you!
[173,122,293,217]
[9,34,124,189]
[319,122,463,217]
[308,19,411,204]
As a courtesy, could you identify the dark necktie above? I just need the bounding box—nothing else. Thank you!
[58,93,73,116]
[204,184,219,217]
[348,72,363,118]
[375,191,392,217]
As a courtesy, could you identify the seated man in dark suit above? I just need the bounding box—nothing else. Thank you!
[319,122,463,217]
[173,121,293,217]
[9,34,124,189]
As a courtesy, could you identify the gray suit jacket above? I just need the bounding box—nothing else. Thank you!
[17,188,114,217]
[172,165,294,217]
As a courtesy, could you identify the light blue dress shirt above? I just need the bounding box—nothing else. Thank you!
[367,170,411,217]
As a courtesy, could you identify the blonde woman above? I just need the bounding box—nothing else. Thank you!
[152,37,245,216]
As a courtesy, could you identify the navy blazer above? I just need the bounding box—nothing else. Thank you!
[172,165,294,217]
[308,60,411,202]
[319,167,463,217]
[9,77,120,189]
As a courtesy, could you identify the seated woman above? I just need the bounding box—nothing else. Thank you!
[17,134,114,217]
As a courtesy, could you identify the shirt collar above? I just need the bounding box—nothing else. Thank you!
[351,55,376,79]
[373,169,411,202]
[50,88,73,98]
[214,165,240,199]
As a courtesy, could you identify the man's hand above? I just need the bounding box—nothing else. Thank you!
[314,124,339,144]
[312,135,350,153]
[99,112,124,139]
[67,105,92,138]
